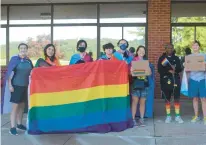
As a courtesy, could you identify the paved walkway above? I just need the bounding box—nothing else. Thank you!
[1,99,206,145]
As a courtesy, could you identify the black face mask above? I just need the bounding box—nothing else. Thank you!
[78,47,86,52]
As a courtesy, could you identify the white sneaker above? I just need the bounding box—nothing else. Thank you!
[165,116,172,123]
[175,116,184,124]
[204,117,206,125]
[191,116,200,123]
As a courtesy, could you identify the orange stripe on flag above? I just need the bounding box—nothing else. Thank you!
[30,61,129,95]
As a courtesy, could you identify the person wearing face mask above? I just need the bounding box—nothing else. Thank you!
[1,43,33,135]
[99,43,115,60]
[35,44,61,67]
[69,40,93,65]
[131,46,152,126]
[158,43,183,124]
[184,40,206,125]
[113,39,133,65]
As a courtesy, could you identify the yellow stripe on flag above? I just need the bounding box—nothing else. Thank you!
[29,84,129,108]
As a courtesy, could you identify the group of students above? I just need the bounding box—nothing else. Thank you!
[3,38,206,136]
[158,41,206,124]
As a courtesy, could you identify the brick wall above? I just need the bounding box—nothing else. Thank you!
[148,0,171,98]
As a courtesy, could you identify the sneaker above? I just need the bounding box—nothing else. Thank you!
[9,128,18,136]
[191,116,200,123]
[133,119,138,126]
[138,118,146,127]
[175,116,184,124]
[17,124,27,131]
[165,116,172,123]
[204,117,206,125]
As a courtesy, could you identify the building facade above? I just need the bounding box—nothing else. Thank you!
[1,0,206,97]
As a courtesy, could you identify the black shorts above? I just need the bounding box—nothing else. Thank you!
[10,85,28,104]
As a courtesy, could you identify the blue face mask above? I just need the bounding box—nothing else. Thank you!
[120,43,127,50]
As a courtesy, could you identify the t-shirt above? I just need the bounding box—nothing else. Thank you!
[189,53,206,81]
[12,60,33,86]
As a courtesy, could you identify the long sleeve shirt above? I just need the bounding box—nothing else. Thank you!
[158,53,182,78]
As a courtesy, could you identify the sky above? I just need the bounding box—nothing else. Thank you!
[0,18,146,45]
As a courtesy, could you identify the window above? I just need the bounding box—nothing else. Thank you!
[172,3,206,23]
[171,3,206,55]
[100,27,146,55]
[9,27,51,65]
[100,4,146,23]
[54,5,97,24]
[196,27,206,52]
[172,27,195,56]
[100,27,122,54]
[54,26,97,64]
[1,6,7,25]
[123,27,145,48]
[10,6,51,24]
[0,28,6,65]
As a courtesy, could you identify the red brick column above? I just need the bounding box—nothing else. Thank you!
[148,0,171,98]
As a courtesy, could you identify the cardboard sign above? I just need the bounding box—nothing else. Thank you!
[131,60,150,76]
[185,55,205,71]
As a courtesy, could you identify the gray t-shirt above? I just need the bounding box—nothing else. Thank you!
[12,60,33,86]
[189,53,206,81]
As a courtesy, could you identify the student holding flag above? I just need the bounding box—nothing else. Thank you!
[69,40,93,65]
[113,39,133,65]
[158,43,183,124]
[99,43,116,60]
[35,44,61,67]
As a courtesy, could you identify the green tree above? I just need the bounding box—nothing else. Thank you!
[172,17,206,56]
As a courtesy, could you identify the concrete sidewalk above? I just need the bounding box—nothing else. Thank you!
[1,99,206,145]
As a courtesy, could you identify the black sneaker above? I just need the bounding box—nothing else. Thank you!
[9,128,18,136]
[17,124,27,131]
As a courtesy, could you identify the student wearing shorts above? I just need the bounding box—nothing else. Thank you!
[131,46,151,126]
[5,43,33,135]
[185,40,206,125]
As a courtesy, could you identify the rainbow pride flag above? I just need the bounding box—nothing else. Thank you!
[161,58,169,66]
[27,60,133,134]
